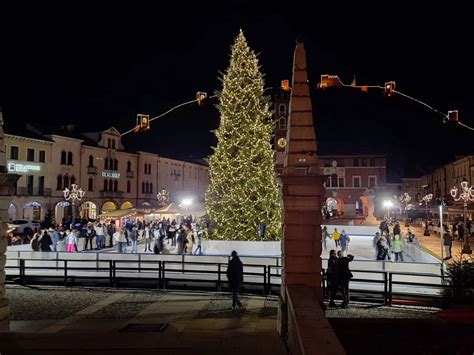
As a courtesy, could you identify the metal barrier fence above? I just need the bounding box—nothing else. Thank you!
[5,256,453,306]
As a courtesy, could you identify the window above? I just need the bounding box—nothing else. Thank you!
[39,150,46,163]
[369,158,375,166]
[127,180,131,193]
[145,182,149,193]
[88,155,94,167]
[71,176,76,185]
[60,151,67,164]
[111,140,116,149]
[103,179,108,191]
[415,182,419,188]
[67,152,73,165]
[63,175,69,188]
[361,159,367,167]
[338,177,345,188]
[26,148,35,162]
[108,180,113,191]
[10,146,19,160]
[353,159,359,167]
[150,183,153,193]
[105,158,109,170]
[331,174,338,188]
[38,176,45,195]
[144,164,147,174]
[107,138,111,148]
[88,178,93,191]
[127,161,131,172]
[279,104,286,115]
[142,182,145,193]
[114,159,118,170]
[27,175,34,195]
[368,176,377,188]
[353,176,361,188]
[56,175,62,190]
[113,180,118,192]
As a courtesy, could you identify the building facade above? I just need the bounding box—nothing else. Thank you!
[5,124,209,223]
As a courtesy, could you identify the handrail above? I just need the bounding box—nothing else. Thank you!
[7,258,453,305]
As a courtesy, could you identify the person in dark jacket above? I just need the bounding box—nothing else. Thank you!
[226,250,244,310]
[327,249,339,307]
[38,230,53,251]
[337,251,354,308]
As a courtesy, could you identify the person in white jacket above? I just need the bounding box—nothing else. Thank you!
[113,227,127,253]
[66,230,77,253]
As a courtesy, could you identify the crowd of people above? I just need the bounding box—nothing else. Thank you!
[28,217,205,255]
[321,227,351,255]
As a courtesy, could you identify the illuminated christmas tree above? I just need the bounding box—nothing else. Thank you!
[205,30,282,241]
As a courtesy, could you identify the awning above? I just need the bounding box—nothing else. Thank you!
[99,208,143,218]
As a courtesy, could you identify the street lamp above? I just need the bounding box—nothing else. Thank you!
[63,184,85,226]
[421,193,433,236]
[450,181,474,254]
[383,200,394,220]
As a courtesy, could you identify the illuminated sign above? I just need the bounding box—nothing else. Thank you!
[102,171,120,179]
[7,161,41,173]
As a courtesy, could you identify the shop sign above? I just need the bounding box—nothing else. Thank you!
[7,161,41,173]
[102,171,120,179]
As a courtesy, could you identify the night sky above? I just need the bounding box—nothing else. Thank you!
[1,1,473,180]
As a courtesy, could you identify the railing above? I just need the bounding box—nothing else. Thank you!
[5,254,452,305]
[100,191,124,198]
[16,187,51,196]
[87,166,98,174]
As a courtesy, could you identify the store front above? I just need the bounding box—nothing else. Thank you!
[80,201,98,220]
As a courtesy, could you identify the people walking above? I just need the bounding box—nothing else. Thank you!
[391,234,404,262]
[376,235,391,261]
[339,230,350,256]
[337,251,354,308]
[177,226,187,254]
[327,249,340,307]
[143,225,152,252]
[226,250,244,310]
[194,230,203,255]
[321,226,329,251]
[443,228,453,260]
[129,226,139,253]
[113,227,127,254]
[332,228,341,248]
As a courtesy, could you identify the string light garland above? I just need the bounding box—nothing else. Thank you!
[205,30,282,241]
[317,75,474,132]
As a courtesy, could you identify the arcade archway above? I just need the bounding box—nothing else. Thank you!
[80,201,98,219]
[120,201,134,210]
[23,201,43,221]
[101,201,117,213]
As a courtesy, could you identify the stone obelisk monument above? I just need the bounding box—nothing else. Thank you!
[278,41,327,342]
[0,109,20,331]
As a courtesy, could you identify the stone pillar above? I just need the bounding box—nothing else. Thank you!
[278,42,326,335]
[364,190,377,224]
[0,109,20,332]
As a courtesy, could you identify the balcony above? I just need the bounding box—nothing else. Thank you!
[126,170,135,178]
[100,190,124,198]
[16,187,51,197]
[87,166,98,174]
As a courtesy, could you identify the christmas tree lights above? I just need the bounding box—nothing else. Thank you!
[205,30,282,241]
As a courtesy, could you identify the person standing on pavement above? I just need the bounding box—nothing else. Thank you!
[327,249,340,307]
[443,227,453,260]
[337,251,354,308]
[226,250,244,310]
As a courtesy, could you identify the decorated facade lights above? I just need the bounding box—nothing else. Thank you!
[421,193,433,236]
[398,192,412,212]
[157,188,171,207]
[63,184,85,224]
[450,180,474,254]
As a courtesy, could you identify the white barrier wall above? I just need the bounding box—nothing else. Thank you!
[201,240,281,256]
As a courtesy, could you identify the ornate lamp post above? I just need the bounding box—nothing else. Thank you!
[421,193,433,236]
[63,184,85,226]
[383,200,394,221]
[399,192,411,226]
[450,181,474,255]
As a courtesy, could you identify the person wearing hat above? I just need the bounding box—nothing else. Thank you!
[39,229,53,252]
[226,250,244,310]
